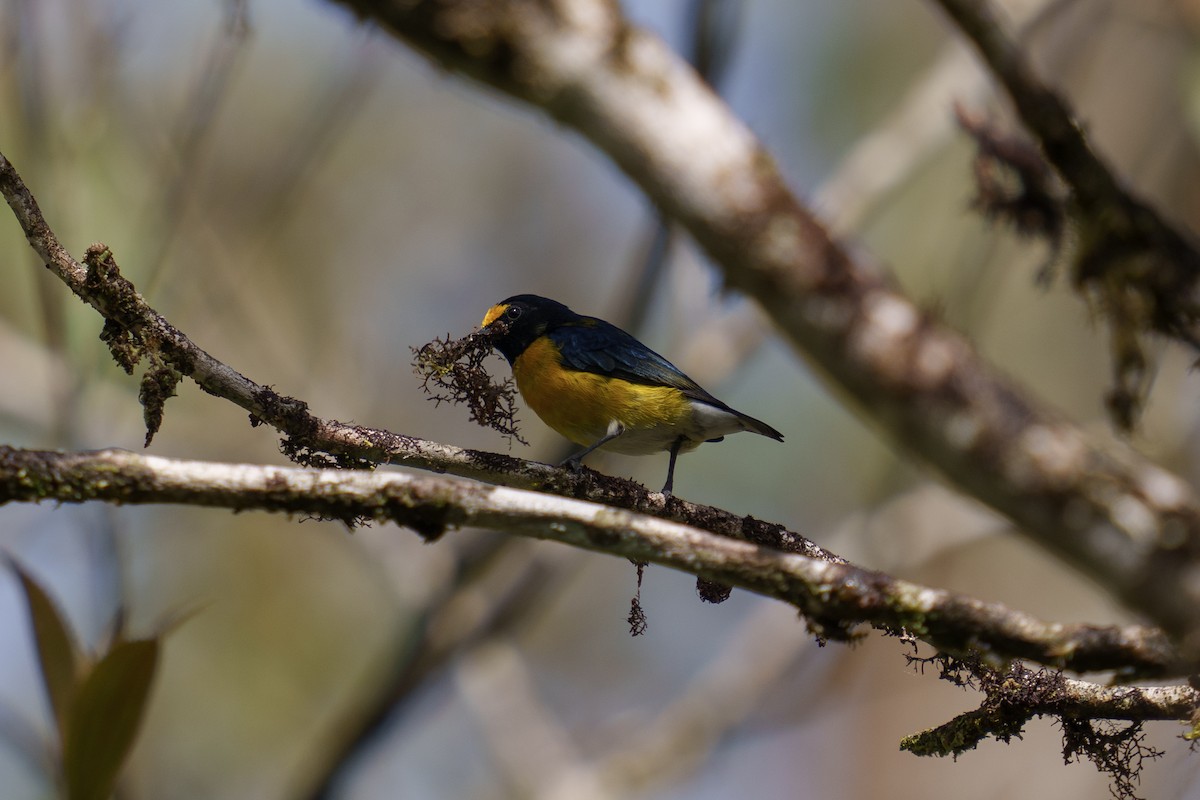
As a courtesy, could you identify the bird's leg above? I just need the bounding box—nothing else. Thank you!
[662,436,685,496]
[561,421,625,471]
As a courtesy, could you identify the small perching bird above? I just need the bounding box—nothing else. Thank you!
[480,294,784,495]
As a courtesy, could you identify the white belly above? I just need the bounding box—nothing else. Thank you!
[598,400,750,456]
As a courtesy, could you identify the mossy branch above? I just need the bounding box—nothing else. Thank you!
[0,444,1185,679]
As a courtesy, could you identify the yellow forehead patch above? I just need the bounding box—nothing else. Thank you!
[481,303,509,328]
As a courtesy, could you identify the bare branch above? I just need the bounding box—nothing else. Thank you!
[593,602,811,793]
[0,445,1183,677]
[457,640,608,800]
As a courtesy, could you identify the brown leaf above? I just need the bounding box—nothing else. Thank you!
[7,558,80,743]
[63,639,160,800]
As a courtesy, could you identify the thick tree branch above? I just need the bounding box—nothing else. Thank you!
[0,444,1184,678]
[930,0,1169,229]
[321,0,1200,653]
[930,0,1199,255]
[931,0,1200,425]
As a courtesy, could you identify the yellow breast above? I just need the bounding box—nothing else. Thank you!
[512,337,692,453]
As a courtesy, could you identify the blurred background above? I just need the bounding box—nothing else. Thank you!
[3,0,1200,797]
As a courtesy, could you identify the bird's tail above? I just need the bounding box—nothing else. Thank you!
[736,410,784,442]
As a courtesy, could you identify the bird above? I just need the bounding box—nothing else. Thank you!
[479,294,783,495]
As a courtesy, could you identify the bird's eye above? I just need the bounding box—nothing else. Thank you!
[504,306,522,321]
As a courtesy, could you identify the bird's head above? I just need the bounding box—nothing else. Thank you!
[480,294,577,364]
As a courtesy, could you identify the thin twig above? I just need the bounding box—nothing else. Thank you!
[902,656,1196,756]
[140,0,252,298]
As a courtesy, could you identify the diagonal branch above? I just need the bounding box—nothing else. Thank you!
[320,0,1200,651]
[929,0,1199,259]
[0,444,1184,677]
[931,0,1200,426]
[929,0,1167,227]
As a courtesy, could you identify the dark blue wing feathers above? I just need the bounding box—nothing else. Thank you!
[546,316,784,442]
[548,318,724,405]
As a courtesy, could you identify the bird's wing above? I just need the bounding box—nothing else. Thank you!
[549,318,721,402]
[549,318,785,442]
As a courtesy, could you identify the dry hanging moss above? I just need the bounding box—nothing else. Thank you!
[411,326,527,445]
